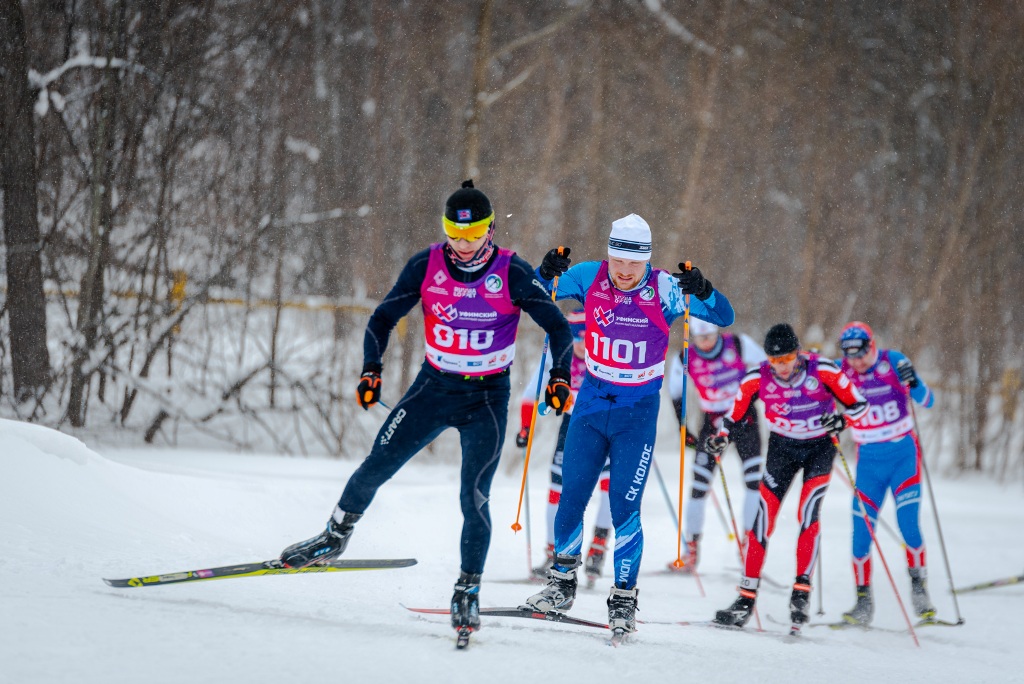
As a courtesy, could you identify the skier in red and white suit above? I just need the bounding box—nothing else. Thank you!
[711,323,867,629]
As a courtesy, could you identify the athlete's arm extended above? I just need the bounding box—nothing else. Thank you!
[818,359,869,420]
[533,260,602,309]
[723,369,761,429]
[658,271,735,328]
[888,350,935,408]
[363,249,430,369]
[510,255,574,373]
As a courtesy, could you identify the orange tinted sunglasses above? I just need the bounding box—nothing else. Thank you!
[767,351,798,364]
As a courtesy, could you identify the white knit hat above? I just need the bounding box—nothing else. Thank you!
[607,214,652,261]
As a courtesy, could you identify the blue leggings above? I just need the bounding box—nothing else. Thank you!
[851,435,925,582]
[554,391,659,589]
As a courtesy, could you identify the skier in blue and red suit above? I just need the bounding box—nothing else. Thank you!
[520,213,735,635]
[836,321,937,625]
[278,180,574,638]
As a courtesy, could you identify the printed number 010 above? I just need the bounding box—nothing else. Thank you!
[433,324,494,351]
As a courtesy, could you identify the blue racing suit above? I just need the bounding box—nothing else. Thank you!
[541,261,734,588]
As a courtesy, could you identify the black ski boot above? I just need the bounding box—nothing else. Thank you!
[531,543,555,578]
[279,512,361,568]
[607,586,639,634]
[841,585,874,626]
[715,577,758,627]
[584,528,610,586]
[451,572,482,631]
[522,554,579,613]
[790,574,812,625]
[909,567,937,619]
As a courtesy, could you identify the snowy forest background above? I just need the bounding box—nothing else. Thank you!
[0,0,1022,478]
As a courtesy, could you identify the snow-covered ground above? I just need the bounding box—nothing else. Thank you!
[2,418,1022,683]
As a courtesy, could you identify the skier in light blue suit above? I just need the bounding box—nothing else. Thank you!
[521,213,734,635]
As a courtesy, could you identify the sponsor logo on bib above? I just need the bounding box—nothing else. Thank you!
[485,274,503,293]
[432,302,458,323]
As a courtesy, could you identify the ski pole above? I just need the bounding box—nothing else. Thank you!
[708,487,735,541]
[713,454,746,566]
[652,457,704,596]
[672,262,692,569]
[513,247,564,533]
[815,540,825,616]
[954,572,1024,594]
[835,436,920,646]
[523,455,533,575]
[832,464,905,548]
[909,400,965,624]
[713,451,762,631]
[652,457,682,535]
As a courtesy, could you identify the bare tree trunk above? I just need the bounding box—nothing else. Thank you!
[68,1,124,426]
[0,0,51,399]
[462,0,494,179]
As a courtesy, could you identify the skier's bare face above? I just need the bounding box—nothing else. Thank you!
[847,347,879,374]
[446,233,487,260]
[693,332,719,352]
[608,257,647,291]
[573,339,586,359]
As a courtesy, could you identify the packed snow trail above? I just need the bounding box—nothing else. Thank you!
[2,419,1022,683]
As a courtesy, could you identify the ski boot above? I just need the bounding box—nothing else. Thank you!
[608,586,639,635]
[714,577,758,627]
[522,554,579,613]
[451,572,482,631]
[789,574,812,627]
[531,543,555,579]
[584,528,610,588]
[841,585,874,626]
[909,567,937,620]
[280,511,361,568]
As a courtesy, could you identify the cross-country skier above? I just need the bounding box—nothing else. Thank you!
[278,180,574,641]
[520,213,735,635]
[516,310,613,585]
[711,323,867,630]
[835,321,937,625]
[666,318,766,572]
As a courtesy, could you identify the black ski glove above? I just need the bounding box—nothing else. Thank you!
[356,362,383,410]
[545,368,573,416]
[820,412,846,436]
[672,263,714,301]
[539,247,572,280]
[515,426,530,448]
[896,359,919,388]
[704,432,729,456]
